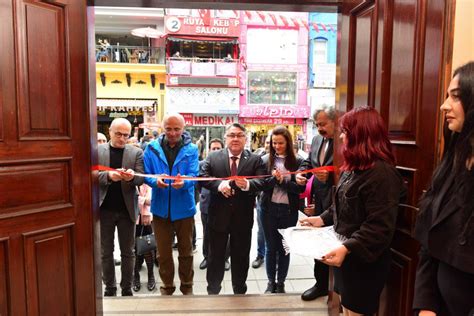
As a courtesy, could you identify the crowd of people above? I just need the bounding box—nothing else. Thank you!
[97,62,473,315]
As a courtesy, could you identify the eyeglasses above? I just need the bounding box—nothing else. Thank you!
[114,131,130,139]
[226,133,245,139]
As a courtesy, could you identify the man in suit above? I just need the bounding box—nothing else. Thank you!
[198,138,230,271]
[296,106,335,301]
[143,113,199,296]
[201,123,266,295]
[98,118,144,297]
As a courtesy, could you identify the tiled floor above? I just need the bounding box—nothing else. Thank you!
[111,209,318,296]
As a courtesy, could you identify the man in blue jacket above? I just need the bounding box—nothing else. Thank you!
[143,113,199,295]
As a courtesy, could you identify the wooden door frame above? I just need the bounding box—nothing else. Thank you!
[86,1,456,315]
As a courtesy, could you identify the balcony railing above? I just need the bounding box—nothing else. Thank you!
[96,45,165,64]
[167,57,238,77]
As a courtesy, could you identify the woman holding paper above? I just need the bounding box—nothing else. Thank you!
[260,126,305,294]
[300,106,405,315]
[412,62,474,316]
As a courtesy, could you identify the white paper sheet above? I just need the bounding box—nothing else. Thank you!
[279,225,347,260]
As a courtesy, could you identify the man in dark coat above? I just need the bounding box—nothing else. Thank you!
[296,106,336,301]
[200,123,266,295]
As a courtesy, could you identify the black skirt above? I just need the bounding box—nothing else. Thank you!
[334,249,391,314]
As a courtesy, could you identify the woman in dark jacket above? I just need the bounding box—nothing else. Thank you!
[413,61,474,316]
[260,126,305,294]
[300,106,405,315]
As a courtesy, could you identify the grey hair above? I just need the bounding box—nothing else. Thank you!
[313,105,336,121]
[225,123,246,133]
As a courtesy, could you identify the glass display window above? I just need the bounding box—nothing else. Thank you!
[247,71,297,105]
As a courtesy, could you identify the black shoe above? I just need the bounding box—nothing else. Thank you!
[121,288,133,296]
[264,282,276,294]
[114,259,121,266]
[133,275,141,292]
[224,259,230,271]
[172,243,178,250]
[252,256,264,269]
[301,284,328,301]
[104,287,117,297]
[147,276,156,291]
[199,258,208,270]
[192,245,197,253]
[275,282,285,293]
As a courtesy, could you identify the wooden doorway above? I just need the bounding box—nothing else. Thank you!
[0,0,453,315]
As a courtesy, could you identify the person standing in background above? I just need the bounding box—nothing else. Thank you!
[296,106,336,301]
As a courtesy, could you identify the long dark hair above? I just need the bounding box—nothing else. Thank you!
[268,126,298,171]
[339,106,395,171]
[419,62,474,227]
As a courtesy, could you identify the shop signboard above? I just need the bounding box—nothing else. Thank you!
[239,105,310,118]
[165,15,240,37]
[239,117,303,125]
[181,113,238,126]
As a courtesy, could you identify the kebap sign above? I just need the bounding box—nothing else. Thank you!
[165,16,240,37]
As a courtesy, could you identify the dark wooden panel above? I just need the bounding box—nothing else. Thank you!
[17,1,70,139]
[0,161,71,217]
[24,225,74,316]
[0,238,10,316]
[387,0,418,138]
[352,4,375,107]
[379,248,415,316]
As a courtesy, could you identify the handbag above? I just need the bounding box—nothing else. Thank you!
[136,226,157,256]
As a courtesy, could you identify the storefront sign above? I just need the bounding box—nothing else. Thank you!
[239,105,310,118]
[165,16,240,37]
[181,113,238,126]
[239,117,303,125]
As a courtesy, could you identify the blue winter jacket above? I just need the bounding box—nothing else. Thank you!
[143,131,199,221]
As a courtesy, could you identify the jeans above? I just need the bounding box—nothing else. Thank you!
[262,202,298,283]
[256,202,266,258]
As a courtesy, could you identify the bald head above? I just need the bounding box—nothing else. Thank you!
[162,113,185,147]
[109,118,132,148]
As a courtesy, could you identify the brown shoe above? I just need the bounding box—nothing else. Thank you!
[160,285,175,296]
[180,284,193,295]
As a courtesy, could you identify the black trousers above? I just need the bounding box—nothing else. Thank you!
[206,223,252,295]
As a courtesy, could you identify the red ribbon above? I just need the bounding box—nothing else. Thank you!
[92,165,335,182]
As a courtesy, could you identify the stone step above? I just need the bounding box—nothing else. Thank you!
[103,293,329,315]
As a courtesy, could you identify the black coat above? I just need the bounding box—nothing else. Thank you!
[320,160,405,262]
[413,164,474,314]
[200,149,266,232]
[259,154,306,213]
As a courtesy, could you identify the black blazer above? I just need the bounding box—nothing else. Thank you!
[260,154,306,213]
[320,160,405,262]
[200,149,266,232]
[299,135,334,213]
[413,167,474,313]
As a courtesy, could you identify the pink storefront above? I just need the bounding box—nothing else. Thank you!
[238,11,310,149]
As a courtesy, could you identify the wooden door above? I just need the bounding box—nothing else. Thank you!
[0,0,99,315]
[337,0,452,314]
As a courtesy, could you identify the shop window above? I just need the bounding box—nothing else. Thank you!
[247,71,297,105]
[313,38,328,64]
[246,28,298,64]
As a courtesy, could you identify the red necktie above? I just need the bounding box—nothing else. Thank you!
[230,156,238,176]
